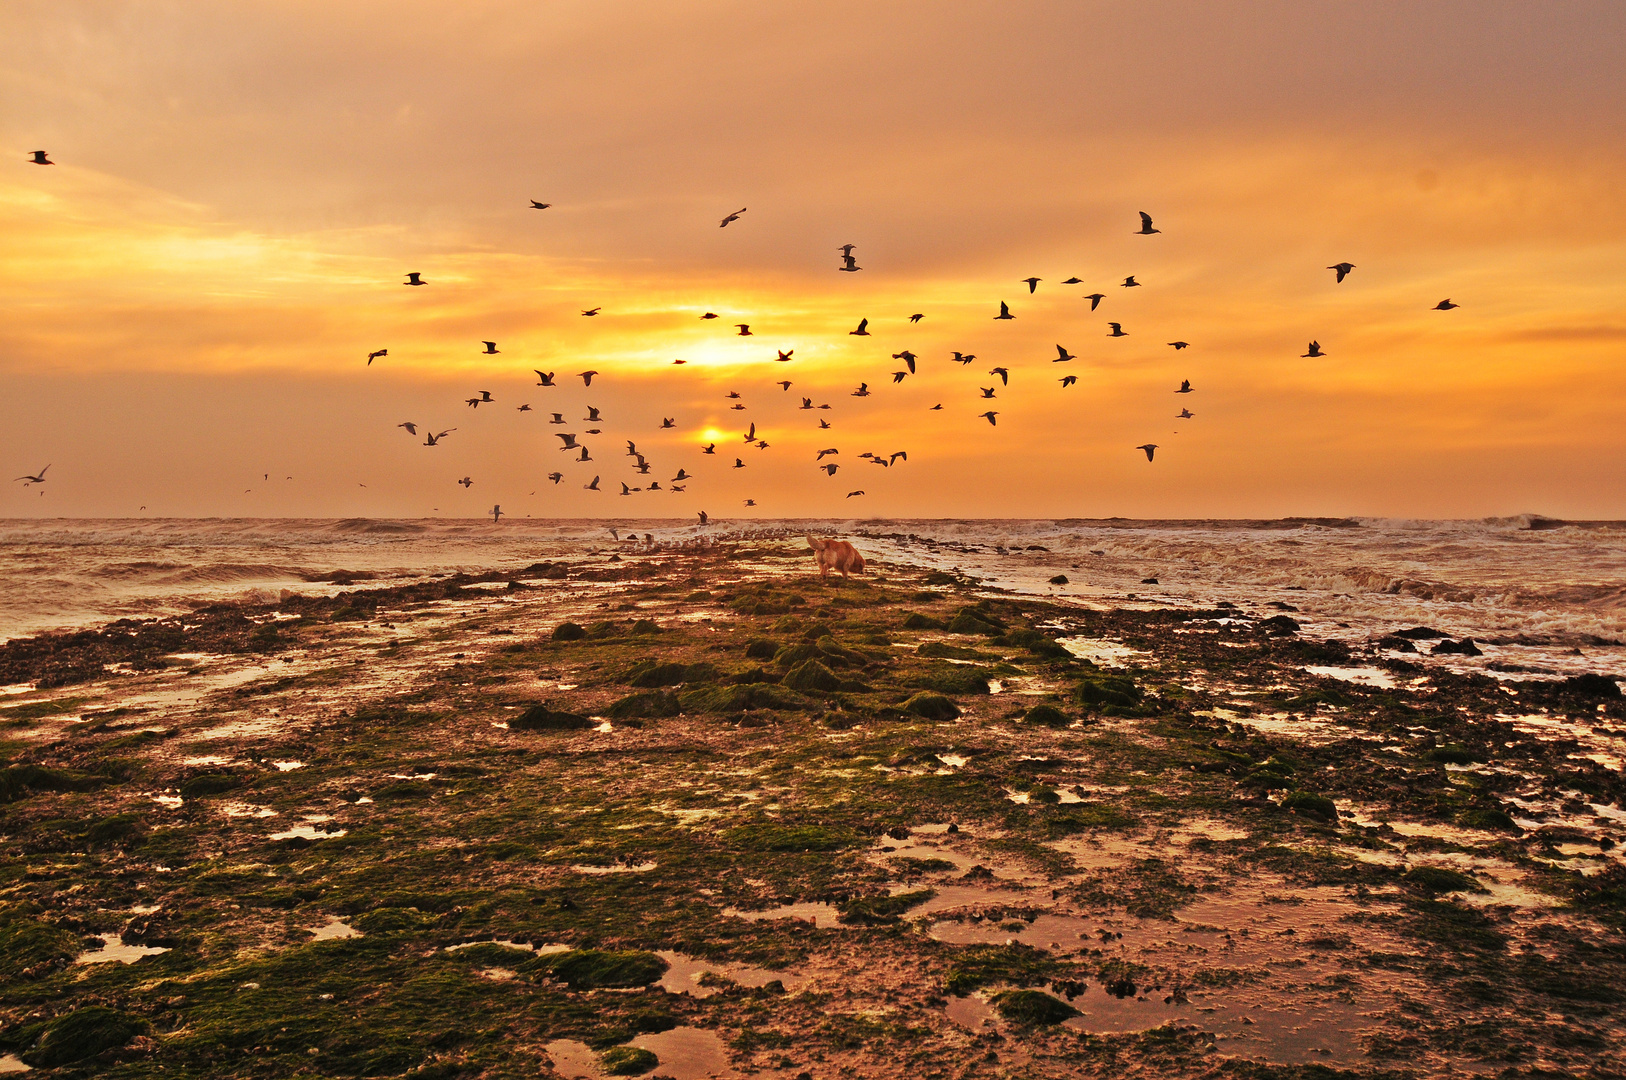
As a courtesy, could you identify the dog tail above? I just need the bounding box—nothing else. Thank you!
[806,535,824,552]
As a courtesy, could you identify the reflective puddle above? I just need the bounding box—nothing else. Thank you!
[76,932,169,965]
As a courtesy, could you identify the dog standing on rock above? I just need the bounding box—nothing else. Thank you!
[807,535,866,579]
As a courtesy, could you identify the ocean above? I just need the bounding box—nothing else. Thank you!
[2,515,1623,681]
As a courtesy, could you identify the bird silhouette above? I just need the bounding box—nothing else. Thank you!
[673,468,691,481]
[818,419,832,428]
[929,404,943,410]
[1177,408,1194,419]
[730,403,746,411]
[816,448,839,460]
[697,511,708,525]
[672,359,686,364]
[979,387,997,398]
[490,505,503,522]
[1434,298,1459,310]
[838,244,856,256]
[14,465,49,486]
[1059,375,1077,387]
[581,307,601,316]
[1023,277,1041,293]
[584,406,602,422]
[584,476,601,490]
[850,318,869,336]
[799,397,813,410]
[578,371,598,386]
[819,463,839,475]
[979,411,998,425]
[719,207,747,227]
[367,349,388,365]
[1175,380,1193,394]
[30,151,52,165]
[1302,340,1324,358]
[838,254,861,272]
[517,404,531,412]
[1107,322,1127,337]
[776,380,792,391]
[727,391,741,399]
[909,313,924,323]
[1083,293,1105,310]
[995,301,1014,320]
[530,200,551,209]
[744,498,757,506]
[736,324,752,336]
[776,349,794,361]
[1121,275,1140,287]
[701,312,719,319]
[534,370,556,386]
[398,422,418,434]
[661,417,675,428]
[548,472,563,484]
[423,429,455,446]
[1062,277,1082,285]
[846,491,865,498]
[626,440,640,456]
[457,476,473,488]
[743,422,757,441]
[892,350,917,373]
[1168,341,1189,350]
[556,433,580,450]
[1328,262,1355,283]
[549,412,565,424]
[620,482,634,495]
[951,352,974,365]
[1053,344,1075,363]
[702,443,716,454]
[852,383,871,397]
[481,341,499,354]
[405,272,425,286]
[1136,444,1158,461]
[1136,211,1160,235]
[890,451,907,464]
[577,446,592,462]
[989,366,1009,385]
[733,458,746,469]
[892,371,907,383]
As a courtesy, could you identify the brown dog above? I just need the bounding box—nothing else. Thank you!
[807,535,866,579]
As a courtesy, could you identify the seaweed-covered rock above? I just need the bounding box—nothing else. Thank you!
[784,659,842,692]
[511,703,594,731]
[1403,866,1488,895]
[351,907,437,934]
[1558,673,1622,698]
[605,690,681,719]
[1432,637,1483,656]
[178,772,241,800]
[528,948,669,989]
[0,765,104,804]
[725,823,855,852]
[626,661,719,687]
[551,622,586,641]
[948,611,1003,636]
[918,641,992,661]
[912,665,991,695]
[1424,745,1481,765]
[1072,674,1141,710]
[902,693,960,721]
[601,1046,659,1075]
[1282,790,1338,822]
[1021,704,1073,729]
[744,638,779,659]
[629,619,661,634]
[0,917,81,981]
[679,683,801,714]
[991,989,1079,1026]
[902,612,946,630]
[1258,614,1300,636]
[838,889,935,925]
[22,1006,149,1068]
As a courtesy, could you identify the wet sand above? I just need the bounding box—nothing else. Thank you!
[1,537,1623,1076]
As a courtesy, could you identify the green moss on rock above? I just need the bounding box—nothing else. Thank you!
[22,1006,149,1068]
[511,703,594,731]
[902,693,960,721]
[601,1046,659,1075]
[527,948,669,989]
[992,989,1079,1026]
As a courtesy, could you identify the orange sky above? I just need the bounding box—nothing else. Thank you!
[2,1,1624,519]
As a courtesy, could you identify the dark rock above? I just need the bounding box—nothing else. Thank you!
[1048,575,1069,585]
[902,692,960,721]
[744,638,779,659]
[902,613,946,630]
[1392,626,1445,639]
[1021,704,1073,729]
[551,622,586,641]
[1558,673,1622,698]
[22,1006,148,1068]
[1282,790,1338,822]
[784,659,842,692]
[605,691,681,719]
[1432,638,1483,657]
[511,703,593,731]
[1377,635,1417,653]
[991,989,1079,1026]
[1140,577,1159,585]
[1258,615,1300,635]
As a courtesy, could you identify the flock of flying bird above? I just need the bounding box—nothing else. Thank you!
[15,151,1464,511]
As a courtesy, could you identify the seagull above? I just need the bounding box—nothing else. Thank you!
[491,505,503,522]
[1083,293,1105,310]
[367,349,388,365]
[817,403,832,410]
[517,404,532,412]
[839,256,861,272]
[628,440,641,457]
[584,476,601,490]
[1328,262,1355,283]
[727,391,741,399]
[702,443,716,454]
[466,397,482,408]
[776,349,794,361]
[1108,323,1127,337]
[994,301,1014,320]
[584,406,602,422]
[548,472,563,484]
[839,244,856,256]
[672,468,691,482]
[979,411,998,426]
[909,313,924,323]
[1136,444,1158,461]
[1062,277,1082,285]
[744,498,757,506]
[1175,380,1193,394]
[556,433,580,450]
[458,476,473,488]
[1136,211,1160,235]
[846,491,864,498]
[405,272,425,286]
[549,412,565,424]
[30,151,52,165]
[672,359,686,364]
[1053,344,1075,363]
[850,318,869,336]
[755,440,769,449]
[581,307,601,316]
[1434,298,1459,310]
[1177,408,1194,419]
[534,370,556,386]
[1121,276,1140,287]
[1302,340,1324,358]
[736,324,753,336]
[481,341,499,354]
[577,446,592,462]
[423,429,454,446]
[701,312,719,320]
[530,200,551,209]
[1023,277,1041,293]
[799,397,814,410]
[733,458,746,469]
[892,371,907,383]
[930,404,943,410]
[889,451,907,465]
[620,482,634,495]
[816,448,839,460]
[744,422,757,441]
[819,463,839,475]
[892,350,916,373]
[578,371,598,386]
[719,207,747,227]
[979,387,997,398]
[14,465,49,486]
[951,352,974,365]
[989,366,1009,385]
[697,511,708,525]
[776,380,791,391]
[397,422,418,435]
[852,383,870,397]
[730,403,746,411]
[1168,341,1189,350]
[818,419,832,428]
[1059,375,1077,387]
[661,417,675,428]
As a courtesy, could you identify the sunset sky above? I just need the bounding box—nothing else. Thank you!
[2,2,1624,519]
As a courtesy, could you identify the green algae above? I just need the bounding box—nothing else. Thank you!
[527,949,669,989]
[21,1005,148,1068]
[992,989,1079,1026]
[601,1044,660,1074]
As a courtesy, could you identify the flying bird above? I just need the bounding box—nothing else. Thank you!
[736,324,752,336]
[930,404,943,410]
[548,472,563,484]
[1083,293,1105,310]
[584,476,601,490]
[743,422,757,441]
[733,458,746,469]
[1434,298,1459,310]
[979,411,998,425]
[490,505,503,522]
[481,341,499,354]
[397,422,418,435]
[556,433,580,450]
[776,349,794,361]
[1136,444,1158,461]
[1062,277,1082,285]
[891,371,907,383]
[1168,341,1189,350]
[405,272,425,286]
[1177,408,1194,419]
[626,440,639,457]
[577,446,592,462]
[1175,380,1193,393]
[457,476,473,488]
[909,313,924,323]
[423,429,454,446]
[367,349,388,365]
[534,370,556,386]
[1059,375,1077,387]
[700,312,718,320]
[1023,277,1041,293]
[852,383,870,397]
[672,359,686,364]
[727,391,741,399]
[1302,340,1324,358]
[889,451,907,465]
[892,350,916,373]
[719,207,747,227]
[517,404,531,412]
[744,499,757,506]
[1328,262,1355,283]
[1136,211,1160,235]
[1053,344,1075,363]
[697,511,708,525]
[702,443,716,454]
[14,465,49,486]
[30,151,52,165]
[819,463,839,475]
[846,491,864,498]
[838,244,856,256]
[620,482,634,496]
[816,448,839,460]
[989,366,1009,385]
[578,371,598,386]
[850,318,869,336]
[672,468,691,482]
[951,352,974,365]
[584,406,602,422]
[1121,276,1140,287]
[818,419,831,428]
[549,412,565,424]
[838,254,861,272]
[776,380,791,391]
[979,387,997,398]
[581,307,601,316]
[661,417,675,428]
[730,403,746,411]
[1107,323,1127,337]
[799,397,814,410]
[529,200,551,209]
[994,301,1014,320]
